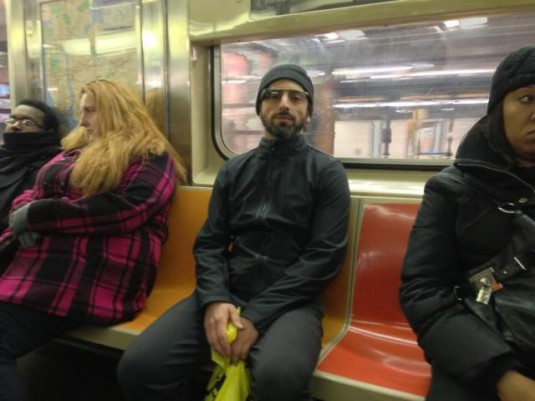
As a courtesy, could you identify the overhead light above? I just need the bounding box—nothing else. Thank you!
[338,30,366,40]
[306,69,326,78]
[369,74,405,80]
[332,65,414,76]
[459,17,488,28]
[409,68,493,77]
[337,66,491,82]
[316,32,339,41]
[333,98,488,109]
[444,20,460,29]
[223,79,247,84]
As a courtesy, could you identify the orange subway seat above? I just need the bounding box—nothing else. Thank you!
[314,201,431,400]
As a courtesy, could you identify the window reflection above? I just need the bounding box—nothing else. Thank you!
[218,13,535,166]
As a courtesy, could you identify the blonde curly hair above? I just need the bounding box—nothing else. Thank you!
[62,79,187,195]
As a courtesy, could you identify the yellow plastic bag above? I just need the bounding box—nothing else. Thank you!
[204,313,252,401]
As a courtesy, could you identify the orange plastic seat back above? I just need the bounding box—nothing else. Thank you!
[352,202,419,327]
[320,197,357,344]
[155,186,212,289]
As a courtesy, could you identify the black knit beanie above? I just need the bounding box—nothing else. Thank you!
[487,46,535,113]
[255,64,314,116]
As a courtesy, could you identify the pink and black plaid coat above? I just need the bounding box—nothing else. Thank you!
[0,150,177,325]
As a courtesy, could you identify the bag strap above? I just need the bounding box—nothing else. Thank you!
[441,170,530,212]
[441,172,535,300]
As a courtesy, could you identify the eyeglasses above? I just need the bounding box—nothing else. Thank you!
[261,88,310,104]
[4,117,44,128]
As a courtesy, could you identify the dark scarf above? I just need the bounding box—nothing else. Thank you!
[0,131,61,173]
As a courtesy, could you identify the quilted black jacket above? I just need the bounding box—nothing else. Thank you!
[401,110,535,395]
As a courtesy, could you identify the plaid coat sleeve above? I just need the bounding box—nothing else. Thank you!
[25,153,177,235]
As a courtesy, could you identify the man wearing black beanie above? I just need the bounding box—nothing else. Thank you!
[401,46,535,401]
[119,64,351,401]
[255,63,314,116]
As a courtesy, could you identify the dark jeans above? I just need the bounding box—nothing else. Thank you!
[427,365,499,401]
[0,303,77,401]
[118,293,323,401]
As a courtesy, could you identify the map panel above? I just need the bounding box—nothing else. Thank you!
[40,0,138,129]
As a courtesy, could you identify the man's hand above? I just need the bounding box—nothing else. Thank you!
[497,370,535,401]
[204,302,243,357]
[230,317,259,364]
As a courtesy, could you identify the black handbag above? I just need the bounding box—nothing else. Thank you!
[463,211,535,367]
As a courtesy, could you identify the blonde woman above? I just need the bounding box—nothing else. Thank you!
[0,79,186,401]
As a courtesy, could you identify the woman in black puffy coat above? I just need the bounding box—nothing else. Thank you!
[401,47,535,401]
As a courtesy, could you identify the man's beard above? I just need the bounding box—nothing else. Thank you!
[261,113,305,140]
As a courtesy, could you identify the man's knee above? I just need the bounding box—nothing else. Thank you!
[117,348,146,392]
[252,361,312,401]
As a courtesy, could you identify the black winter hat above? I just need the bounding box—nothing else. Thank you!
[487,46,535,113]
[255,64,314,116]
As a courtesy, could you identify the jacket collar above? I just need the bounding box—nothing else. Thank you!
[257,134,308,156]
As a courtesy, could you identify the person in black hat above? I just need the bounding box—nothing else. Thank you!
[118,64,350,401]
[401,47,535,400]
[0,99,62,233]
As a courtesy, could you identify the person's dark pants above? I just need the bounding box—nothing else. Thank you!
[118,293,323,401]
[426,365,499,401]
[0,303,77,401]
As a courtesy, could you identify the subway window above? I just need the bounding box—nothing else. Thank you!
[216,12,535,166]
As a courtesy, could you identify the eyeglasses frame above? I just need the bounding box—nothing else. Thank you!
[4,117,45,129]
[260,88,311,104]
